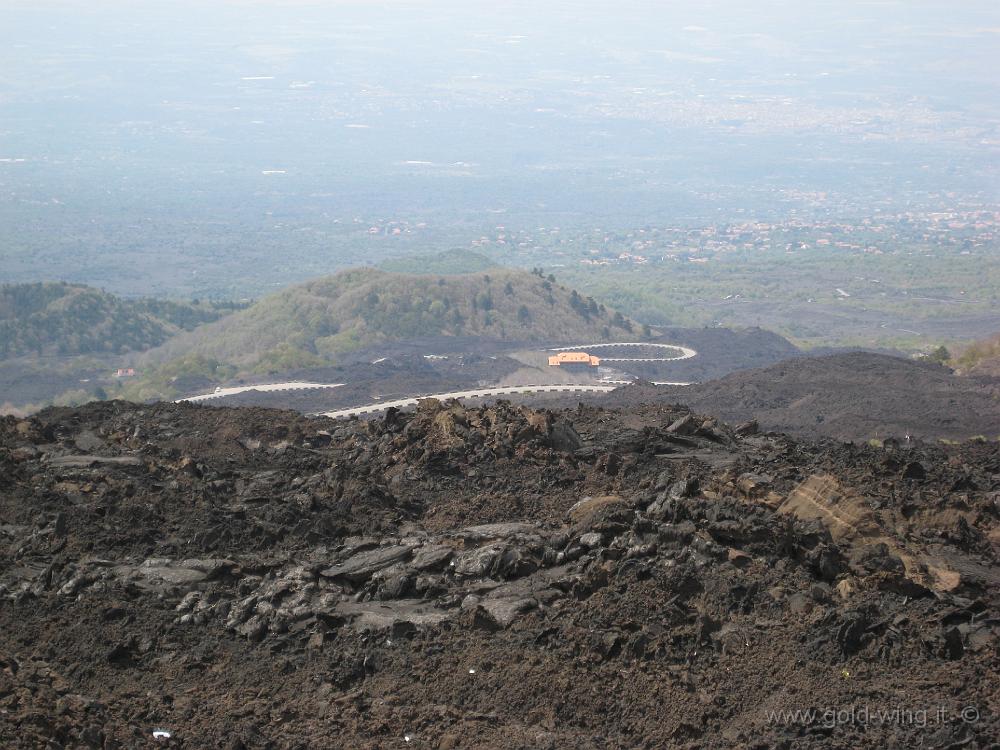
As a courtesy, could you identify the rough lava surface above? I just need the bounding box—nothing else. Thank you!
[0,399,997,748]
[604,352,1000,442]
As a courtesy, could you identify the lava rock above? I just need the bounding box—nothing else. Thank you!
[320,546,413,583]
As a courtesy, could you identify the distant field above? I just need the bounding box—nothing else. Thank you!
[558,244,1000,350]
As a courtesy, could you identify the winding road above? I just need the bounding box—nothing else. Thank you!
[175,382,344,403]
[549,342,698,363]
[174,341,698,418]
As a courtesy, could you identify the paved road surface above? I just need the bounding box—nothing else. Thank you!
[601,380,692,386]
[176,382,344,403]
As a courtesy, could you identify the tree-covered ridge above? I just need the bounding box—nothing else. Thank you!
[951,333,1000,377]
[0,282,241,358]
[142,267,643,377]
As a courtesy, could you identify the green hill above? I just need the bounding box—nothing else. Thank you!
[136,267,641,393]
[0,282,239,359]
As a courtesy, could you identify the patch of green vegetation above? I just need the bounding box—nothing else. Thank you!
[0,282,244,359]
[51,388,98,408]
[557,246,1000,350]
[133,267,639,398]
[918,345,951,365]
[251,344,325,375]
[950,334,1000,375]
[117,354,237,402]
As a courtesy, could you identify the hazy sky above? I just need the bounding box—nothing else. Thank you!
[1,1,998,294]
[4,1,997,136]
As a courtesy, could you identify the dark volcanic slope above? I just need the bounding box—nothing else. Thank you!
[638,326,802,383]
[1,399,997,748]
[173,328,802,414]
[624,352,1000,442]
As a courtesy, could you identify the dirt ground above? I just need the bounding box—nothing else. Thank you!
[610,352,1000,442]
[0,398,997,748]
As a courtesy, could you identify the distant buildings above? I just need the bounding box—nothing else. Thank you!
[114,368,137,378]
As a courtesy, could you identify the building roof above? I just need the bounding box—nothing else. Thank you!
[548,352,600,367]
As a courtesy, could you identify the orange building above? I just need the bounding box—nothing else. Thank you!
[547,351,600,367]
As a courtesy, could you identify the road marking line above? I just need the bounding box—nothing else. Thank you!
[176,382,344,403]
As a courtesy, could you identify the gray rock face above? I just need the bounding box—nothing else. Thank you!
[478,597,538,628]
[455,523,540,543]
[547,420,583,452]
[335,600,452,631]
[667,415,696,435]
[411,545,454,571]
[646,479,698,520]
[320,546,413,583]
[178,559,238,578]
[48,454,143,468]
[453,544,505,578]
[137,567,208,586]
